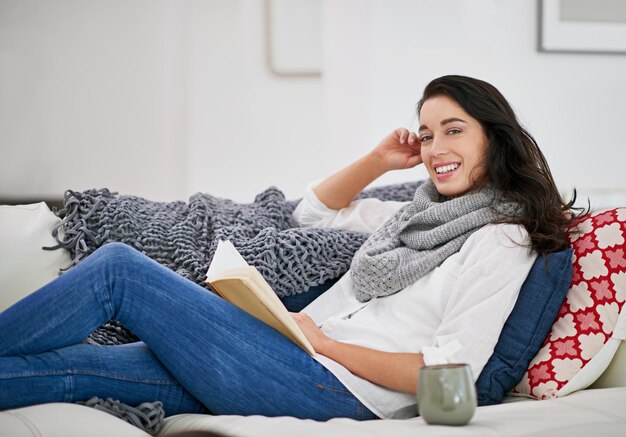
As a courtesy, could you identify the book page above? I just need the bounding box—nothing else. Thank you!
[206,240,249,281]
[206,240,315,355]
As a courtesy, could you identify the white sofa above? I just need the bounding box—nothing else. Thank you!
[1,386,626,436]
[1,202,625,437]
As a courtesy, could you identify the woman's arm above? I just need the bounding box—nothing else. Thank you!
[292,187,408,234]
[291,312,425,394]
[314,128,422,210]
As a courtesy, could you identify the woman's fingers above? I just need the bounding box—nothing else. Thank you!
[396,128,408,144]
[396,128,420,145]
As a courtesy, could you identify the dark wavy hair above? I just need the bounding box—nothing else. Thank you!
[416,75,582,255]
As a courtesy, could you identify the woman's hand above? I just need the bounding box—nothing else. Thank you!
[290,312,334,354]
[370,128,422,172]
[290,313,424,393]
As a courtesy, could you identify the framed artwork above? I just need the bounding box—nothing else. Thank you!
[539,0,626,54]
[264,0,322,77]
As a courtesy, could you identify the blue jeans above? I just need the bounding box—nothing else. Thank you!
[0,243,377,420]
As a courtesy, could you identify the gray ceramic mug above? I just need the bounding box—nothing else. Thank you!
[417,363,477,426]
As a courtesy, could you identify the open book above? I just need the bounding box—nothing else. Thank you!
[205,240,315,355]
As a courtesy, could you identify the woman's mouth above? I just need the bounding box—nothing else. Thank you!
[435,163,460,175]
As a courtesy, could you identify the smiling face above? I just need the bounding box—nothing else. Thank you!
[418,95,489,198]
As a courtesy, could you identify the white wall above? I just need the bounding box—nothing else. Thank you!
[0,0,187,201]
[183,0,323,202]
[1,0,625,204]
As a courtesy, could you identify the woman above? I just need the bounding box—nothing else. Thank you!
[0,75,575,421]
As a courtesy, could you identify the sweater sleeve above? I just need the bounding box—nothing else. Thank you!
[419,224,537,381]
[292,182,408,235]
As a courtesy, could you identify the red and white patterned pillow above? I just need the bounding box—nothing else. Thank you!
[513,208,626,399]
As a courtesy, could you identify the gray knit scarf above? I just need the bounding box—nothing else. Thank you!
[350,179,518,302]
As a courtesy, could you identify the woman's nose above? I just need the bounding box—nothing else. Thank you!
[430,137,448,156]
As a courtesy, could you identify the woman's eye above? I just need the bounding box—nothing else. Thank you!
[447,128,462,135]
[419,135,432,143]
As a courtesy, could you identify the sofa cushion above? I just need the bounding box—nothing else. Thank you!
[0,403,151,437]
[156,387,626,437]
[475,247,573,405]
[0,202,71,312]
[513,208,626,399]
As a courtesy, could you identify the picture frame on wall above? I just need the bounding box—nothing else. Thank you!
[539,0,626,54]
[264,0,322,77]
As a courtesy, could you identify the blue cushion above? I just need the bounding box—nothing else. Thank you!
[280,277,340,312]
[475,248,573,406]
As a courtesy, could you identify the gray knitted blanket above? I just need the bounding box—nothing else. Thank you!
[47,182,419,344]
[50,187,358,297]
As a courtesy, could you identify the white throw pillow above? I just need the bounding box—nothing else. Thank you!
[0,202,71,312]
[590,339,626,389]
